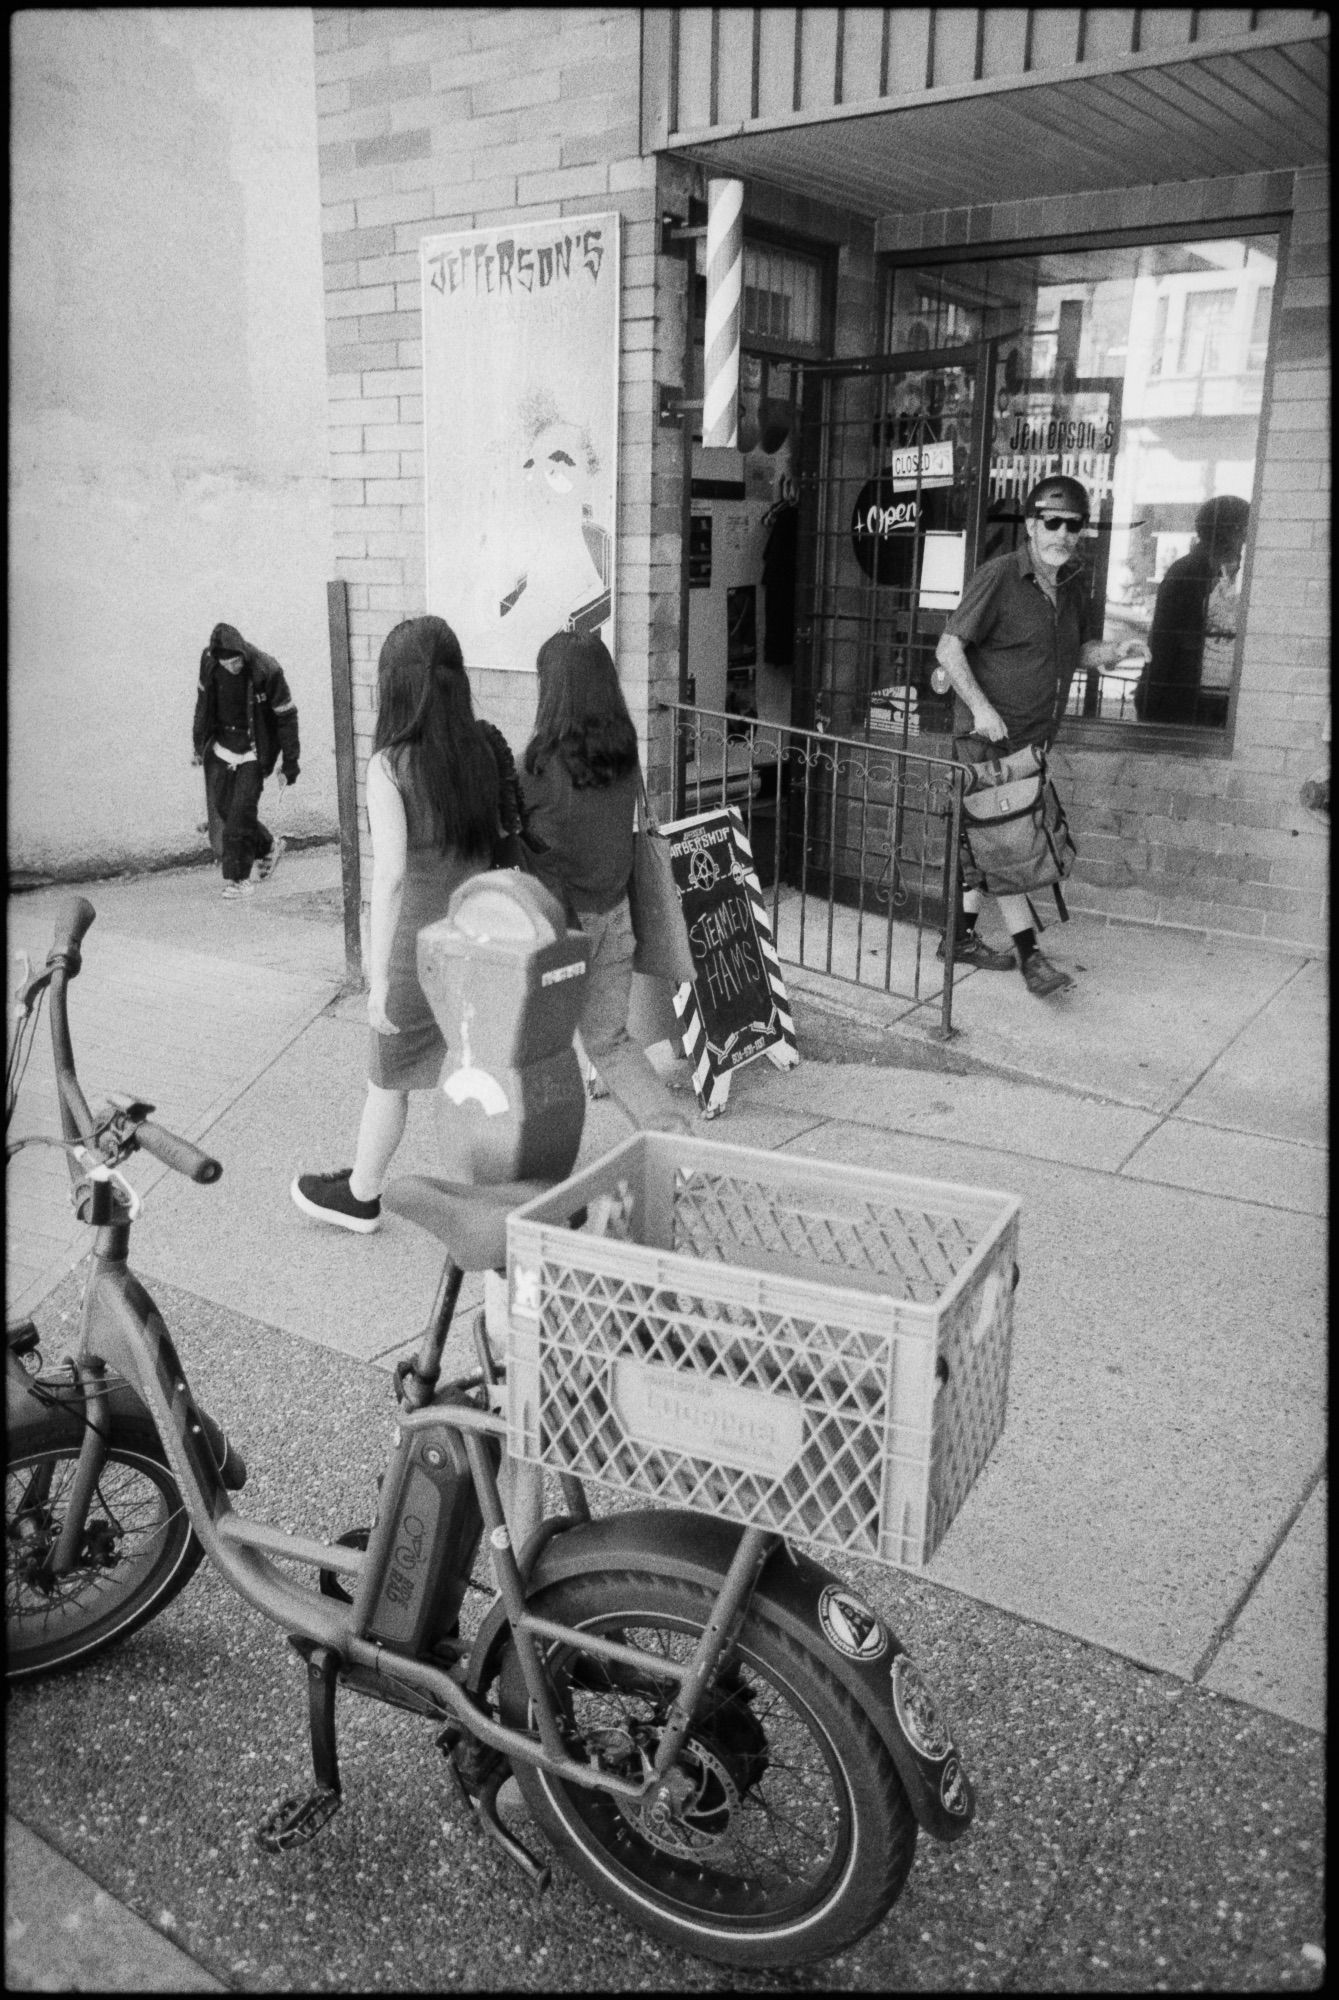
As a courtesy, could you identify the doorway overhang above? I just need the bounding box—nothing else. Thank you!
[655,25,1329,223]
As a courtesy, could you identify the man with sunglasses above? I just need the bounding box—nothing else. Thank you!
[934,475,1148,996]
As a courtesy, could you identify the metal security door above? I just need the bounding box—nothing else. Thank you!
[791,341,996,743]
[769,343,995,929]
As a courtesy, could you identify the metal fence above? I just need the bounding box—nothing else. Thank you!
[663,702,971,1037]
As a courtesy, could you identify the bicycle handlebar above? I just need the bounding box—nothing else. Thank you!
[42,896,223,1188]
[133,1119,223,1184]
[51,895,98,968]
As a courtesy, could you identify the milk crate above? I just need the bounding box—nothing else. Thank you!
[506,1133,1019,1570]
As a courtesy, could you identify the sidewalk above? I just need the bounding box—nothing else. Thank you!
[5,846,1327,1992]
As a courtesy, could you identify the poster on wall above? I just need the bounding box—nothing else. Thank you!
[421,213,619,671]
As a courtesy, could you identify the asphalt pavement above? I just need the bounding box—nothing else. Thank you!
[4,844,1327,1992]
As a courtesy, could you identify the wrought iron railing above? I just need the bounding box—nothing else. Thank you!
[662,702,970,1036]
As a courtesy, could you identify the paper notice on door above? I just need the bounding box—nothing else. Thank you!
[919,531,967,610]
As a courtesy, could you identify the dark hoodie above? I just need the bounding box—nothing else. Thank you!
[193,622,300,781]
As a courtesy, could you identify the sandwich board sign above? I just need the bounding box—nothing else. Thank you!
[660,806,798,1115]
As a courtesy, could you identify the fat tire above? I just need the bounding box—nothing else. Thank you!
[6,1408,202,1680]
[498,1567,917,1969]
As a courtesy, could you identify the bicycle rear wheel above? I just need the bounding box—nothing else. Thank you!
[498,1567,917,1968]
[6,1409,202,1679]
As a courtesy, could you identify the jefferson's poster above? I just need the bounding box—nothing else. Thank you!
[422,214,619,671]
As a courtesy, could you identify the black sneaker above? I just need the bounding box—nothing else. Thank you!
[291,1168,382,1233]
[1019,950,1075,997]
[936,931,1016,971]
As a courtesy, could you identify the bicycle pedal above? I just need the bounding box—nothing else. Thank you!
[253,1784,342,1853]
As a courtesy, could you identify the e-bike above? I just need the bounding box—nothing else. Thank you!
[6,891,980,1969]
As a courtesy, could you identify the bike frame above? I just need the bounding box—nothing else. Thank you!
[29,946,780,1811]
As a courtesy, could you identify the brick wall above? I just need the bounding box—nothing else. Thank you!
[879,170,1331,952]
[313,5,680,888]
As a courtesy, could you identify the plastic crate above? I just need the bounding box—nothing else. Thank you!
[506,1133,1019,1570]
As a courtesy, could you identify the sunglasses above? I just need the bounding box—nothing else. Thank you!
[1034,514,1086,534]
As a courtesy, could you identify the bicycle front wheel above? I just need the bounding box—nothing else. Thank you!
[498,1567,917,1969]
[6,1409,202,1680]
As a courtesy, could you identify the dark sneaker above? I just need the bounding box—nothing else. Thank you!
[291,1168,382,1233]
[1019,950,1075,997]
[936,931,1016,971]
[256,836,286,882]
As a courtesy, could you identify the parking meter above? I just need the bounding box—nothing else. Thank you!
[417,870,588,1186]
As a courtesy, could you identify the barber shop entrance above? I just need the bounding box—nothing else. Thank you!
[790,334,1119,747]
[679,326,1123,971]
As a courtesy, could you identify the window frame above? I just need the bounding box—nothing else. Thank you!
[880,214,1291,757]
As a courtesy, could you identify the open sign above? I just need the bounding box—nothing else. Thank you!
[857,497,919,538]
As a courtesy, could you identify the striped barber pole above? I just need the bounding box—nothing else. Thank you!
[702,178,744,449]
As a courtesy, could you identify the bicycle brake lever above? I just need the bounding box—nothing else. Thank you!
[10,952,53,1021]
[71,1149,143,1222]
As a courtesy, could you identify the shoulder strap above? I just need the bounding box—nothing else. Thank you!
[635,762,657,835]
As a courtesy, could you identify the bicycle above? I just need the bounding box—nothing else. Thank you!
[6,886,981,1970]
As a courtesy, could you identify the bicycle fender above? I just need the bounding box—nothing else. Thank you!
[6,1356,246,1491]
[468,1508,973,1842]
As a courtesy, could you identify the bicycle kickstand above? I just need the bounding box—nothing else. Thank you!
[254,1641,344,1852]
[437,1727,550,1894]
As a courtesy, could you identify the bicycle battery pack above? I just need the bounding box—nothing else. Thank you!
[364,1416,497,1655]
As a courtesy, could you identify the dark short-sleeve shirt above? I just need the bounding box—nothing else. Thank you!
[518,758,637,915]
[944,542,1092,748]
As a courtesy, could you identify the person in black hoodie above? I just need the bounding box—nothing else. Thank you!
[192,621,301,898]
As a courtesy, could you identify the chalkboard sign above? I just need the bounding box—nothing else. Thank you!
[660,806,798,1115]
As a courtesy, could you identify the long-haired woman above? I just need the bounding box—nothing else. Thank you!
[292,615,507,1231]
[520,629,688,1133]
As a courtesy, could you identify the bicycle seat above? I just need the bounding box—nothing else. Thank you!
[381,1174,551,1271]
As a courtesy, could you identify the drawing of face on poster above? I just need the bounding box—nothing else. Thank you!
[494,406,611,659]
[421,214,619,672]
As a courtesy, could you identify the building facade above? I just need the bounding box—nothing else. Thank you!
[317,7,1326,951]
[311,1,1335,952]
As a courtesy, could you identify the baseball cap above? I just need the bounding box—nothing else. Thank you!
[1024,475,1090,523]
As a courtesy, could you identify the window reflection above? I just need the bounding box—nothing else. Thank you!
[886,232,1278,732]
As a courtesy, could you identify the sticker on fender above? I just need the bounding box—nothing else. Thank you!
[939,1753,971,1816]
[817,1584,887,1661]
[891,1654,954,1761]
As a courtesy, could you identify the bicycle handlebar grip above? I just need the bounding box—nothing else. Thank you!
[50,896,97,969]
[135,1121,223,1184]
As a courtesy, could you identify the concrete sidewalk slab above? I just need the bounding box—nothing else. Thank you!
[7,848,351,987]
[5,932,340,1320]
[880,915,1310,1110]
[765,1107,1326,1707]
[1175,955,1328,1147]
[1121,1116,1325,1215]
[753,1053,1161,1171]
[1203,1475,1329,1730]
[129,1011,475,1365]
[5,1815,225,1991]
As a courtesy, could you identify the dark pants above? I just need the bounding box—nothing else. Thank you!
[204,752,273,883]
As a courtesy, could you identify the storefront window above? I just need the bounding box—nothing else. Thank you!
[885,230,1279,737]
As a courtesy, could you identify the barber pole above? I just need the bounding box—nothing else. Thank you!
[702,179,744,449]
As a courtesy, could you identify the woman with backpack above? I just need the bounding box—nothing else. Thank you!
[519,630,688,1134]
